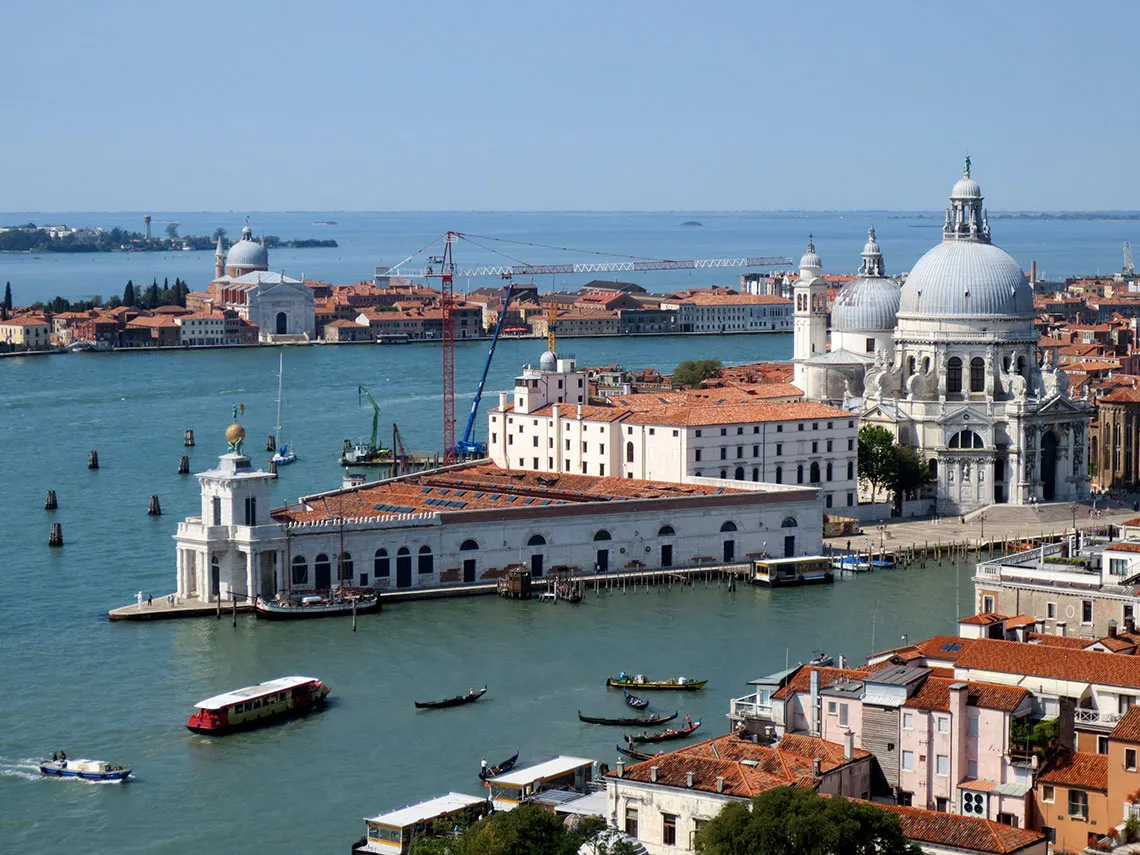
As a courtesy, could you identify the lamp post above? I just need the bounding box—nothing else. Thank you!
[878,525,887,552]
[978,512,987,542]
[1070,502,1079,534]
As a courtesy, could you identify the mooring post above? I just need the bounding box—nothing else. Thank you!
[148,495,162,516]
[232,598,237,627]
[49,522,63,547]
[88,450,99,470]
[184,429,195,447]
[268,460,278,478]
[45,490,57,510]
[352,597,358,632]
[178,456,190,474]
[266,435,276,452]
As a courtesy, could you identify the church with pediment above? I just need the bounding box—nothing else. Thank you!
[792,162,1092,514]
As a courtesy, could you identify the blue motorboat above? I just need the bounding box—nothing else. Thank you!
[39,757,131,782]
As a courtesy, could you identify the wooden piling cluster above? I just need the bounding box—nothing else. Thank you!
[45,490,57,510]
[178,456,190,474]
[49,523,63,547]
[87,450,99,469]
[148,495,162,516]
[184,430,195,447]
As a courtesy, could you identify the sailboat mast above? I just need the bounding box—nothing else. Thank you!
[274,351,284,444]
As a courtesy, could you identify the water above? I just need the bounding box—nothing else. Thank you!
[0,335,978,853]
[1,210,1135,305]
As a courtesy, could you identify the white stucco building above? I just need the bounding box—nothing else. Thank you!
[489,350,859,514]
[793,163,1092,514]
[658,293,793,333]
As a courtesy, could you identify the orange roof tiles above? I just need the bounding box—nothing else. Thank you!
[959,612,1007,626]
[1111,706,1140,744]
[955,638,1140,688]
[903,677,1028,713]
[1026,633,1095,650]
[873,804,1046,854]
[1105,542,1140,554]
[1101,388,1140,404]
[625,401,851,427]
[1037,751,1108,790]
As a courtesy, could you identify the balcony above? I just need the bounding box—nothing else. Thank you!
[1007,740,1040,769]
[729,694,773,722]
[1075,708,1123,729]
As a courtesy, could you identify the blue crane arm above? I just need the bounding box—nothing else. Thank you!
[458,284,515,453]
[358,385,381,449]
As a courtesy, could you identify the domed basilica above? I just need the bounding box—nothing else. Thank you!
[793,162,1091,513]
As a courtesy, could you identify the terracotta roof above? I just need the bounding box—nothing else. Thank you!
[273,461,757,524]
[903,677,1028,713]
[494,403,629,422]
[1026,632,1095,649]
[1038,751,1108,790]
[1105,542,1140,554]
[956,638,1140,688]
[1004,616,1039,629]
[1111,706,1140,744]
[1121,518,1140,528]
[772,666,872,701]
[126,315,178,328]
[324,319,367,328]
[1093,635,1138,652]
[873,804,1046,855]
[959,612,1007,626]
[672,293,791,306]
[609,733,867,798]
[625,401,852,427]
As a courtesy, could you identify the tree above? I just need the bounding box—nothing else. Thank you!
[672,359,723,388]
[409,805,632,855]
[889,444,934,511]
[3,281,11,310]
[213,227,227,241]
[123,280,136,307]
[695,787,922,855]
[858,425,896,502]
[165,222,179,238]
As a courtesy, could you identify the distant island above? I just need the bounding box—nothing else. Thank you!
[681,220,704,227]
[0,223,337,254]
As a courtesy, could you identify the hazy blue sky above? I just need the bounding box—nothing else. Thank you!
[3,0,1135,211]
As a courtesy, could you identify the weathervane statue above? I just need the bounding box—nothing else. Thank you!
[964,154,971,178]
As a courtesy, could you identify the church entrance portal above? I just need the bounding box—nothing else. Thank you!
[275,312,288,335]
[1041,431,1058,501]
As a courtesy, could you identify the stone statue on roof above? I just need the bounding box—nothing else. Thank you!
[964,154,971,177]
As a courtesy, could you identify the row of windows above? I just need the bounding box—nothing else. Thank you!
[290,548,433,584]
[771,462,854,483]
[694,420,855,438]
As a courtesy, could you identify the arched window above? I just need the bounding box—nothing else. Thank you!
[929,459,938,478]
[460,539,479,551]
[657,525,675,537]
[719,470,727,479]
[314,553,331,588]
[949,430,984,449]
[810,462,820,483]
[781,516,798,528]
[374,549,389,578]
[397,546,410,557]
[797,464,804,484]
[626,442,634,463]
[775,465,783,484]
[291,555,308,585]
[339,552,353,581]
[825,462,833,481]
[593,530,611,542]
[417,545,433,575]
[720,521,738,532]
[947,357,962,394]
[907,355,916,376]
[527,534,546,547]
[752,467,759,482]
[970,357,985,392]
[734,466,745,480]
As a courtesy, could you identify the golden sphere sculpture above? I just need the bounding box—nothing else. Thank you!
[226,423,246,451]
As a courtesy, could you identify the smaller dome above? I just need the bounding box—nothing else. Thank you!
[226,423,246,446]
[539,349,557,371]
[832,277,901,332]
[799,236,822,279]
[951,176,982,199]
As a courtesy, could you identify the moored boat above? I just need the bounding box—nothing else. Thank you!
[414,686,487,710]
[625,720,701,744]
[624,690,649,709]
[39,756,130,782]
[752,556,834,587]
[606,674,707,691]
[254,591,380,619]
[186,675,330,734]
[578,710,678,727]
[479,750,519,780]
[616,743,662,762]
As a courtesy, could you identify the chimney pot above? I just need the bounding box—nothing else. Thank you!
[650,765,657,783]
[686,770,694,788]
[812,758,822,777]
[1109,619,1119,637]
[716,776,725,793]
[616,758,625,778]
[844,730,854,762]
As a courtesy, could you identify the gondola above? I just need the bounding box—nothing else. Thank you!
[623,690,649,710]
[606,675,707,691]
[479,750,519,780]
[414,686,487,710]
[616,743,662,762]
[578,710,678,727]
[625,721,701,743]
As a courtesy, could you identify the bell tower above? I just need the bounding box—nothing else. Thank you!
[793,236,829,392]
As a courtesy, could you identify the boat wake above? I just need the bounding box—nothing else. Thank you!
[0,757,44,781]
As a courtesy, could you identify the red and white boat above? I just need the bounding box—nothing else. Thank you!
[186,676,330,735]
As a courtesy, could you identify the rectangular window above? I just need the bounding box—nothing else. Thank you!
[720,448,727,460]
[1127,748,1138,771]
[736,447,743,459]
[720,428,727,436]
[672,430,678,437]
[983,595,995,613]
[968,759,978,779]
[936,716,949,734]
[1068,789,1088,820]
[825,494,833,508]
[661,813,677,846]
[695,449,702,462]
[827,701,837,714]
[777,425,783,433]
[826,440,832,452]
[935,797,949,813]
[491,433,497,443]
[625,806,638,837]
[1042,785,1054,803]
[776,443,783,456]
[847,493,854,506]
[695,429,702,437]
[839,704,848,726]
[649,429,655,435]
[811,441,818,453]
[508,435,514,445]
[1098,735,1109,754]
[1111,558,1129,576]
[212,496,222,526]
[533,458,538,469]
[901,750,914,771]
[1083,600,1094,623]
[968,716,979,737]
[599,464,605,477]
[752,445,759,456]
[1046,602,1057,619]
[736,427,743,435]
[936,754,949,776]
[581,442,587,453]
[902,712,914,730]
[847,438,854,451]
[243,496,257,526]
[533,436,539,447]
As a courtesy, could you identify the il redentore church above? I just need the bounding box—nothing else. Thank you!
[792,162,1092,514]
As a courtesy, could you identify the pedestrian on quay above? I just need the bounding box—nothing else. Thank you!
[136,591,143,609]
[147,593,152,607]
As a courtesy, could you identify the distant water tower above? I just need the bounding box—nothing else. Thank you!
[143,214,151,240]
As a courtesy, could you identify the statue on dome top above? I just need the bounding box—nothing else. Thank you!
[964,154,971,177]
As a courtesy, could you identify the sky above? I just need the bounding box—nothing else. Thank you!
[2,0,1137,211]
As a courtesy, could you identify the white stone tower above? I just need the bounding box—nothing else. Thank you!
[792,237,829,391]
[143,214,151,240]
[214,235,226,280]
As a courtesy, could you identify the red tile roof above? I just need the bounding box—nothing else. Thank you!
[1102,388,1140,404]
[1105,542,1140,554]
[624,401,851,427]
[903,677,1028,713]
[1037,751,1108,790]
[873,804,1046,854]
[960,612,1007,626]
[955,638,1140,688]
[1027,632,1094,650]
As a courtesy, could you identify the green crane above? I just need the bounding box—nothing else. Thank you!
[358,386,381,451]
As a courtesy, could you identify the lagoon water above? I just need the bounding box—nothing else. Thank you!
[0,207,1113,852]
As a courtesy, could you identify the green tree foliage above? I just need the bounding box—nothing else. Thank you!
[3,281,11,310]
[672,359,723,388]
[889,444,934,508]
[123,281,136,307]
[409,806,632,855]
[165,222,178,238]
[213,227,227,241]
[696,787,922,855]
[857,425,895,502]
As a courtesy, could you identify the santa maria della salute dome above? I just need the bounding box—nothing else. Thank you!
[792,160,1092,514]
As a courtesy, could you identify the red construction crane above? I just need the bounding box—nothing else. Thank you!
[388,232,793,466]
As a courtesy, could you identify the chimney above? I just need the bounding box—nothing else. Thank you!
[716,776,725,793]
[649,765,657,783]
[838,654,847,670]
[1127,615,1136,635]
[1058,697,1076,753]
[1056,620,1066,637]
[1030,260,1037,285]
[809,669,821,736]
[616,758,624,778]
[1109,619,1119,638]
[499,391,508,411]
[686,771,695,788]
[844,730,855,762]
[812,758,822,778]
[577,403,583,419]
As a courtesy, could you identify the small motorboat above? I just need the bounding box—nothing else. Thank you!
[806,652,834,667]
[479,750,519,780]
[625,720,701,744]
[623,690,649,710]
[414,686,487,710]
[578,710,678,727]
[39,756,130,782]
[616,743,663,762]
[606,674,707,691]
[270,443,297,466]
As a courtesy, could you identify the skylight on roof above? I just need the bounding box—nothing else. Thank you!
[941,642,962,653]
